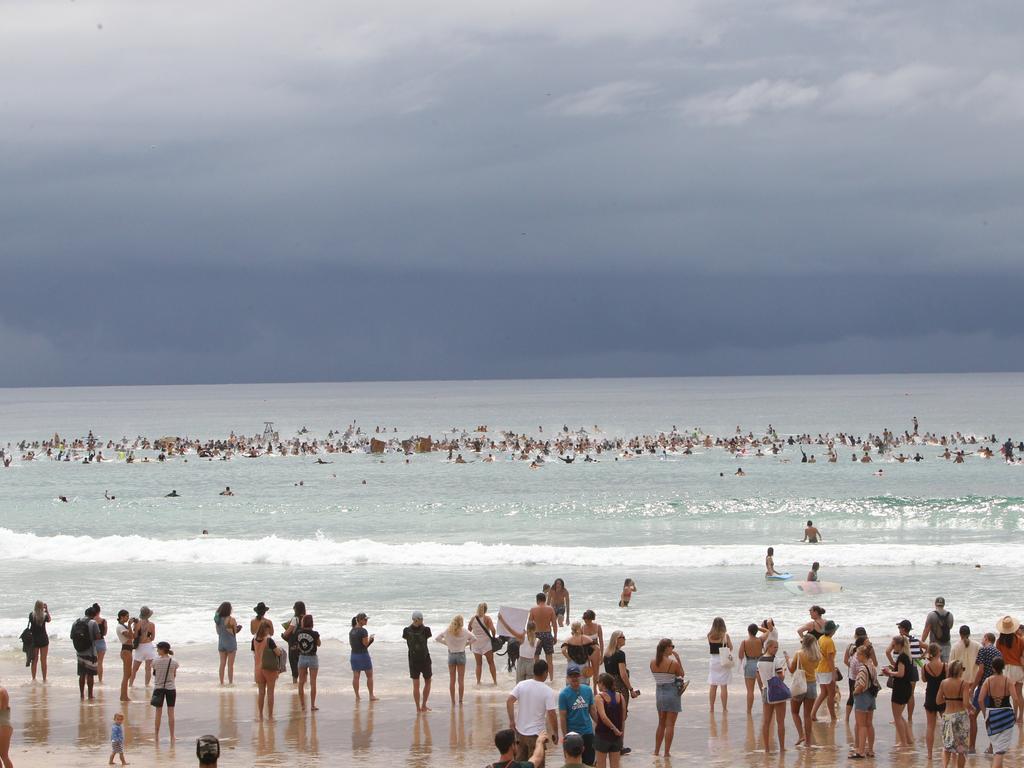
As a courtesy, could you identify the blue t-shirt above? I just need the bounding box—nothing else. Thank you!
[558,684,595,734]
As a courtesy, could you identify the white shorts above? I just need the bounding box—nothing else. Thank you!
[816,672,833,685]
[1005,665,1024,684]
[134,642,156,662]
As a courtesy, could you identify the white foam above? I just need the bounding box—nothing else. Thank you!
[0,528,1018,568]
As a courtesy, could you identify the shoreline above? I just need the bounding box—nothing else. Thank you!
[1,641,1012,767]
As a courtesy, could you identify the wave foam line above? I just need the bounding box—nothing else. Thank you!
[0,528,1020,567]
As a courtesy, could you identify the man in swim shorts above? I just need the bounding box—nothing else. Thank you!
[803,520,822,543]
[529,594,557,681]
[402,611,432,712]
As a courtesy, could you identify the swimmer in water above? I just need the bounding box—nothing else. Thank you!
[58,495,69,503]
[802,520,821,543]
[765,547,779,577]
[166,490,180,497]
[104,490,115,500]
[219,486,234,496]
[735,467,746,476]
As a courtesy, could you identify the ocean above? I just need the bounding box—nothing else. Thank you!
[1,373,1022,652]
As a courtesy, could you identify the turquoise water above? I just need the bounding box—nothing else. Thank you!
[1,373,1022,648]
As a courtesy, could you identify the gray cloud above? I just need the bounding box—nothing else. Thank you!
[1,1,1022,385]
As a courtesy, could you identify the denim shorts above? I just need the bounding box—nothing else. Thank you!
[655,682,682,713]
[854,692,876,712]
[448,651,467,666]
[298,655,319,670]
[743,657,759,679]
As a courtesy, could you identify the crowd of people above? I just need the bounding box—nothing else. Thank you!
[3,418,1022,470]
[8,587,1024,768]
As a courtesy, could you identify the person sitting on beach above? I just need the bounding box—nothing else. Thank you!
[803,521,822,543]
[488,727,547,768]
[529,593,558,680]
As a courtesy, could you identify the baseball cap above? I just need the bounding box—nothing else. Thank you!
[935,597,946,607]
[566,663,582,677]
[563,732,585,757]
[897,619,912,631]
[196,734,220,764]
[411,611,424,621]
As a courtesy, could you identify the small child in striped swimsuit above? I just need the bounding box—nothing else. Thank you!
[109,712,127,765]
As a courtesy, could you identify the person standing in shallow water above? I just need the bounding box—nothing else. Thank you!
[214,602,240,685]
[402,610,432,712]
[350,613,378,701]
[28,600,50,682]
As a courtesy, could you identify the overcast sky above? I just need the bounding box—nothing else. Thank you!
[2,1,1022,386]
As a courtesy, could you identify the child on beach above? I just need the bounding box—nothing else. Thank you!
[619,578,637,607]
[109,712,127,765]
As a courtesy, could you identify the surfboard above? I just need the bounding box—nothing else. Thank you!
[784,580,843,595]
[765,573,793,581]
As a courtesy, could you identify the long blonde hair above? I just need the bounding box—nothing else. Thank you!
[709,617,727,641]
[571,621,583,637]
[800,633,822,663]
[447,615,464,636]
[604,630,624,658]
[33,600,46,625]
[526,621,537,646]
[476,602,487,617]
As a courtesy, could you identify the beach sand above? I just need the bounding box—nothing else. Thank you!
[2,641,1020,767]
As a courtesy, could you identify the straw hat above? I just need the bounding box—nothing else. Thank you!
[996,615,1020,635]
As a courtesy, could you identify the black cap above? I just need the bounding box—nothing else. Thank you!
[563,732,585,757]
[897,619,912,631]
[254,602,269,613]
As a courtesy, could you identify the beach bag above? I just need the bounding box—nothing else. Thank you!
[70,619,92,652]
[20,622,34,652]
[674,676,689,695]
[261,638,281,672]
[719,647,735,670]
[790,658,808,698]
[474,616,506,654]
[766,675,791,703]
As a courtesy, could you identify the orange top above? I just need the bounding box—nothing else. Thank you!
[999,635,1024,667]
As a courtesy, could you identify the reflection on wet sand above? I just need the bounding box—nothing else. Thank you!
[409,713,432,768]
[351,702,374,754]
[23,685,48,745]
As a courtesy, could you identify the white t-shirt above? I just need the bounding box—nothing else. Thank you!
[510,679,557,736]
[435,629,473,653]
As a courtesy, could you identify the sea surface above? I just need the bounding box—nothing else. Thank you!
[1,373,1022,652]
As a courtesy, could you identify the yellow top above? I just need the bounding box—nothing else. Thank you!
[816,635,836,674]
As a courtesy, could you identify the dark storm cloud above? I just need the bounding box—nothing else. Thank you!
[1,1,1023,386]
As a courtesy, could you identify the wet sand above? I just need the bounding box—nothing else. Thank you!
[3,641,1023,767]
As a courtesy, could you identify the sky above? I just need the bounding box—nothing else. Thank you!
[1,0,1022,387]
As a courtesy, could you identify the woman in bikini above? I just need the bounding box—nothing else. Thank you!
[936,660,971,768]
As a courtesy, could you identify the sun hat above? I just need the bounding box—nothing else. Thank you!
[996,616,1020,635]
[254,602,269,614]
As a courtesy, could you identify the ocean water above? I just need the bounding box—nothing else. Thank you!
[1,373,1023,651]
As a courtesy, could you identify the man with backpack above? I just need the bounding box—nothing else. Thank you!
[921,597,955,662]
[71,606,101,699]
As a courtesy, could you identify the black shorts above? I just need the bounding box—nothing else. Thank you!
[594,734,623,754]
[409,658,432,680]
[151,688,177,708]
[535,632,555,656]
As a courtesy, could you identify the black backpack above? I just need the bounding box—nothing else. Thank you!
[70,619,92,652]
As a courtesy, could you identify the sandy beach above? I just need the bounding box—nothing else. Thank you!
[4,639,1022,767]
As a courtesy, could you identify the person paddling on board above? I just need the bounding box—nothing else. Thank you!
[802,520,822,543]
